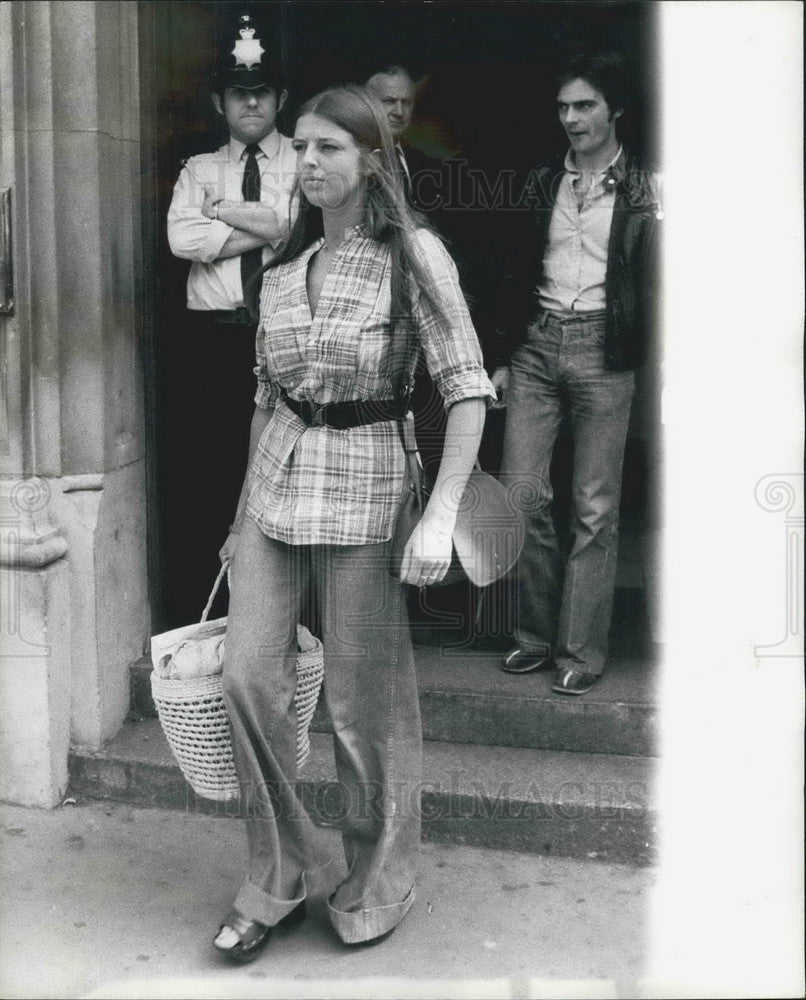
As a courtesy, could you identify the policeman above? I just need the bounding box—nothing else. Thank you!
[165,14,297,622]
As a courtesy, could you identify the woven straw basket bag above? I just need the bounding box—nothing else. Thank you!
[150,566,324,802]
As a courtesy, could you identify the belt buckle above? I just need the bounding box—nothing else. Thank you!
[310,403,326,427]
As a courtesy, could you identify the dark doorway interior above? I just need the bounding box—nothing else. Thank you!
[142,0,660,654]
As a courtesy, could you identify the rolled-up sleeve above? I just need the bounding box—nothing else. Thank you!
[167,164,234,264]
[410,230,496,410]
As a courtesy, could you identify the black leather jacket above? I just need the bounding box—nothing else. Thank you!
[490,149,662,372]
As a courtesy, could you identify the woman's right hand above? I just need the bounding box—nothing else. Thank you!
[219,528,239,568]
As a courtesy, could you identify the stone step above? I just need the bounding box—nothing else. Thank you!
[132,642,659,757]
[67,719,658,867]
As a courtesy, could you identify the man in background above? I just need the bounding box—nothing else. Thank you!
[493,52,661,694]
[365,64,444,216]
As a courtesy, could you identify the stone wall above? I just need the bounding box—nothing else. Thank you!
[0,1,150,805]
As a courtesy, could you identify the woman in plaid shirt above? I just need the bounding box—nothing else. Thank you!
[214,85,495,961]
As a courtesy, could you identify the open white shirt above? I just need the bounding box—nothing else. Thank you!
[538,146,623,315]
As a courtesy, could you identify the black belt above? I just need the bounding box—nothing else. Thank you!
[283,395,401,429]
[535,306,607,326]
[206,307,254,325]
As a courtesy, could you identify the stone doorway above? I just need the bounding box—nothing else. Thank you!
[141,0,661,652]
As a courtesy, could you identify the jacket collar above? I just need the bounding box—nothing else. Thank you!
[535,147,659,214]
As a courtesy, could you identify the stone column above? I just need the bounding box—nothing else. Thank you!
[0,479,70,806]
[0,0,150,803]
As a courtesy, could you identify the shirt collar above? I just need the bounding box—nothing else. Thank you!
[313,224,367,249]
[564,144,624,176]
[228,129,281,163]
[346,223,367,239]
[307,223,367,255]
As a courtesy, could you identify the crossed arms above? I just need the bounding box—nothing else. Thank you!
[167,163,288,264]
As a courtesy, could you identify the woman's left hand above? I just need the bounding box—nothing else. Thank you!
[399,516,453,587]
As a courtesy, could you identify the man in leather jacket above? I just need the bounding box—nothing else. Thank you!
[492,52,662,695]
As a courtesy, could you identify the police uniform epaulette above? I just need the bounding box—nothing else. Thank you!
[180,153,205,171]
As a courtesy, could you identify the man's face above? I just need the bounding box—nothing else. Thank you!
[366,73,415,140]
[212,85,286,144]
[557,78,621,160]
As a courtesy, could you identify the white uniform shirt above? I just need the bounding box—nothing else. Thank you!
[167,130,298,311]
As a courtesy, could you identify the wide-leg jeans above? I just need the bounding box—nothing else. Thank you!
[501,310,635,676]
[222,516,422,943]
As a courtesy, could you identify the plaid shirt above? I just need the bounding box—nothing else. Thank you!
[245,226,495,545]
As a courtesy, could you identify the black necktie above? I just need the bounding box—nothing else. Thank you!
[240,144,263,301]
[396,146,413,202]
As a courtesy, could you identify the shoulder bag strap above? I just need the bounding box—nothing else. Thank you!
[389,245,426,510]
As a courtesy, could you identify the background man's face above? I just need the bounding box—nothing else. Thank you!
[366,72,415,140]
[213,85,284,144]
[557,77,621,160]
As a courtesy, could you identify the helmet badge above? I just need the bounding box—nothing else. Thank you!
[232,15,265,71]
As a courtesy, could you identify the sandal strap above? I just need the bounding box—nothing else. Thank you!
[215,915,269,954]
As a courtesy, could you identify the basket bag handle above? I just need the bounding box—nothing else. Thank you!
[200,562,229,624]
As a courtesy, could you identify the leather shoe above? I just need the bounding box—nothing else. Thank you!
[213,900,306,963]
[552,668,599,695]
[501,647,554,674]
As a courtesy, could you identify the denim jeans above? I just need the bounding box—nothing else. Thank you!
[223,517,421,943]
[501,310,635,675]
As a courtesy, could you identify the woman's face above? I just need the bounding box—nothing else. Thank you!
[292,113,367,211]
